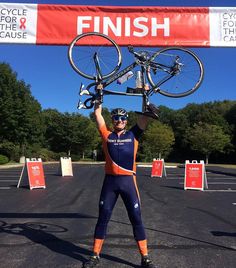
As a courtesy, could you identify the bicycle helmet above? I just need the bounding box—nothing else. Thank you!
[111,108,128,118]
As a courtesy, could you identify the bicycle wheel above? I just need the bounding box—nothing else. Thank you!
[147,47,204,98]
[68,32,122,80]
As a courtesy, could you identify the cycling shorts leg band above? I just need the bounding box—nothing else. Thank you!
[137,239,148,256]
[93,238,104,255]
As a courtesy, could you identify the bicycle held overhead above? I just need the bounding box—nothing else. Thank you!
[68,32,204,111]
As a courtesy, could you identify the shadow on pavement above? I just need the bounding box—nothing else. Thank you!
[0,212,96,219]
[206,167,236,177]
[0,219,139,267]
[211,231,236,237]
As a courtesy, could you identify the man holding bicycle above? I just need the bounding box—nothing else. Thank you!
[82,85,158,268]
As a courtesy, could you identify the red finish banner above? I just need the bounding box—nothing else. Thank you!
[36,5,209,46]
[0,3,236,47]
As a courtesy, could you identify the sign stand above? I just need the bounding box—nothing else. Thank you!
[151,158,167,178]
[184,160,208,191]
[58,157,73,177]
[17,158,46,190]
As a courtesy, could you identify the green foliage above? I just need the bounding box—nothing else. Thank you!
[90,107,112,128]
[37,148,59,162]
[158,105,176,125]
[181,102,232,131]
[167,101,236,163]
[0,63,44,156]
[141,121,175,161]
[1,62,236,164]
[42,109,100,158]
[126,111,138,128]
[184,122,232,164]
[0,154,9,165]
[70,154,81,161]
[225,103,236,145]
[0,141,21,161]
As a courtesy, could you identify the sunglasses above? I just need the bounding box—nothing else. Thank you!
[112,115,127,121]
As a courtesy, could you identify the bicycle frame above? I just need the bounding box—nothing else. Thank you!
[80,55,179,111]
[89,48,183,92]
[80,59,147,110]
[69,32,204,105]
[77,52,203,111]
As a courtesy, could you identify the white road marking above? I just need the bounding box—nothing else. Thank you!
[207,182,236,184]
[204,190,236,192]
[0,180,18,182]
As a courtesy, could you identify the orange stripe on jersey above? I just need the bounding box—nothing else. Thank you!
[132,175,141,202]
[99,124,111,139]
[133,138,139,174]
[104,151,135,175]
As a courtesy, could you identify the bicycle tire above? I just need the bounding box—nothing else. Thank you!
[68,32,122,80]
[147,47,204,98]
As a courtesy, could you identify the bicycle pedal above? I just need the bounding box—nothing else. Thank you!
[77,101,86,110]
[80,89,90,96]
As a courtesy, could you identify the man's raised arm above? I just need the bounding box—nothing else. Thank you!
[94,84,105,129]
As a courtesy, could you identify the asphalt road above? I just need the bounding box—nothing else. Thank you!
[0,163,235,268]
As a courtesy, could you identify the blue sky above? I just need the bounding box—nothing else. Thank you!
[1,0,236,117]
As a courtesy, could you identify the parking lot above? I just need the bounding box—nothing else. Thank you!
[0,163,235,268]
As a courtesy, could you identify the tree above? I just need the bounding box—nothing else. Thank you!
[184,122,232,164]
[42,109,68,153]
[66,113,99,158]
[141,121,175,161]
[225,103,236,146]
[158,105,176,125]
[224,103,236,163]
[43,110,99,158]
[0,63,44,158]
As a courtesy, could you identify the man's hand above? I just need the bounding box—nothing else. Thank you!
[96,83,103,90]
[94,84,105,128]
[144,83,150,91]
[95,83,103,104]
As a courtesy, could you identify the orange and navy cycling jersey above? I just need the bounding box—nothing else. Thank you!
[99,124,143,176]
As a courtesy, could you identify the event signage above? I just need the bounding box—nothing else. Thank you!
[0,3,37,43]
[0,3,236,47]
[184,160,208,191]
[151,158,167,178]
[17,158,46,190]
[59,157,73,177]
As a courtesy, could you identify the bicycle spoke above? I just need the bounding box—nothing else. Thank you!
[68,32,121,80]
[147,47,203,97]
